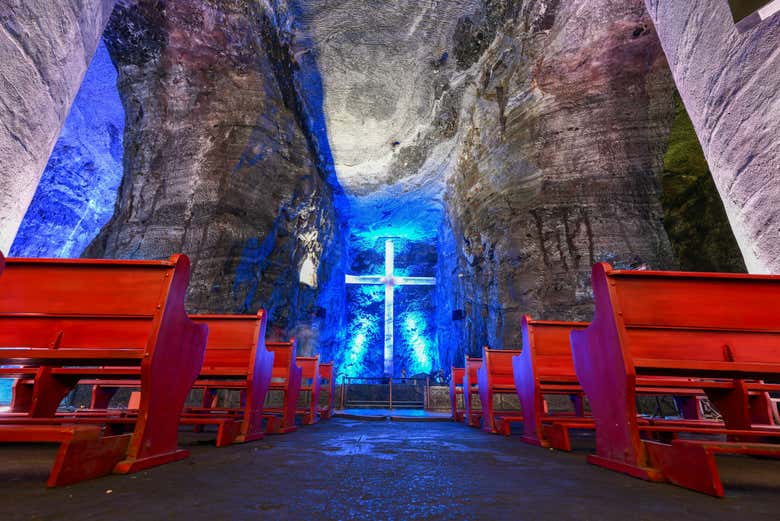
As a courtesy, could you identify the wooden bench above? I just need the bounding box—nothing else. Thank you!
[296,355,320,425]
[512,315,719,450]
[512,316,590,447]
[571,262,780,496]
[318,361,336,420]
[450,367,465,422]
[183,311,274,445]
[462,356,482,427]
[79,311,275,447]
[0,255,208,485]
[477,346,523,434]
[264,340,302,434]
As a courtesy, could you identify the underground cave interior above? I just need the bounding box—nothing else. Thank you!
[0,1,755,396]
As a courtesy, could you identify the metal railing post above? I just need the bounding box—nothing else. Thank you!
[389,377,393,410]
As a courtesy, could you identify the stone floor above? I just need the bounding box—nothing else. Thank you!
[1,419,779,520]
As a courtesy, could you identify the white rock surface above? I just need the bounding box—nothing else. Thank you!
[296,0,479,196]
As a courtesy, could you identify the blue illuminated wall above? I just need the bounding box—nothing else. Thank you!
[10,39,124,258]
[338,235,439,380]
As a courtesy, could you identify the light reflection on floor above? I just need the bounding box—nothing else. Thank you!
[336,408,451,420]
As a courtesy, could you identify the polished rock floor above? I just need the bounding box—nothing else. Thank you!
[1,418,779,520]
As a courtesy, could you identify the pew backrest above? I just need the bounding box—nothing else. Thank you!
[521,316,588,380]
[297,355,320,389]
[465,357,482,388]
[591,262,780,379]
[451,367,465,396]
[266,339,299,381]
[482,347,522,388]
[319,362,334,387]
[0,255,202,365]
[191,311,270,377]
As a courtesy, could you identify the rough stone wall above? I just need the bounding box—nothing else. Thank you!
[442,0,678,353]
[85,0,347,355]
[0,0,116,253]
[645,1,780,273]
[10,40,125,259]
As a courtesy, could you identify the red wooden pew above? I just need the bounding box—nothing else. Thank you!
[34,311,275,448]
[296,355,320,425]
[571,262,780,496]
[477,346,523,434]
[182,311,274,445]
[264,340,302,434]
[462,356,482,427]
[0,255,208,486]
[318,361,336,420]
[450,367,465,422]
[512,315,719,450]
[512,316,590,448]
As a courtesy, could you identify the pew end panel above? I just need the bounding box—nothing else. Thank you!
[115,255,209,473]
[478,346,523,434]
[297,355,321,425]
[450,367,465,422]
[265,339,302,434]
[570,263,651,475]
[463,356,482,428]
[514,316,544,446]
[318,362,336,419]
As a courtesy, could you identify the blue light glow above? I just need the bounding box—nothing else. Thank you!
[342,235,439,380]
[338,284,385,380]
[402,312,433,374]
[396,297,438,376]
[10,39,124,259]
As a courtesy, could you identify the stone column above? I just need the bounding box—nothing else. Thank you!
[0,0,116,253]
[646,0,780,273]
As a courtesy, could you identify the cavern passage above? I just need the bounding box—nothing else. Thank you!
[0,0,773,388]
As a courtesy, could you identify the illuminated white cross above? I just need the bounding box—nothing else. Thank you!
[345,239,436,377]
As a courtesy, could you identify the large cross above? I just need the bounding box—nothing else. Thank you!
[345,239,436,376]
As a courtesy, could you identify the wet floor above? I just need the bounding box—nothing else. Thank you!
[1,419,779,520]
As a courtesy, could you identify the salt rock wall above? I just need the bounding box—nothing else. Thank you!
[10,40,124,259]
[0,0,116,253]
[441,0,678,354]
[645,1,780,274]
[86,0,347,355]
